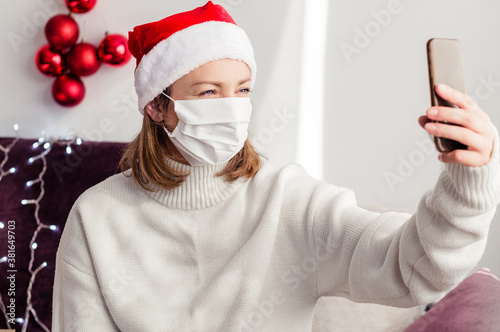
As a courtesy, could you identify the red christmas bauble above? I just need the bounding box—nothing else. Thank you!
[67,43,101,76]
[52,74,85,107]
[45,14,79,50]
[35,45,65,76]
[65,0,97,14]
[97,34,131,66]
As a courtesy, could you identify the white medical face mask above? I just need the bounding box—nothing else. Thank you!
[161,92,252,166]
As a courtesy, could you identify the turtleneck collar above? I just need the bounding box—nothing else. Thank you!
[144,158,244,210]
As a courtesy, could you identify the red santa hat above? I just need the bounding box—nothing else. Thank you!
[128,1,257,114]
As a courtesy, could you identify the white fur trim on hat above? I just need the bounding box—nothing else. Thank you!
[134,21,257,114]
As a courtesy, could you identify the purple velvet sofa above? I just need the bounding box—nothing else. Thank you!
[0,137,126,331]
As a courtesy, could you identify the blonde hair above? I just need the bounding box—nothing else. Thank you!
[119,92,261,191]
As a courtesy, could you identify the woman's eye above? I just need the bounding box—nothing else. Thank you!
[199,89,216,96]
[239,88,251,94]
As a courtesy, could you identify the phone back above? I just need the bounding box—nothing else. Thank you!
[427,38,466,108]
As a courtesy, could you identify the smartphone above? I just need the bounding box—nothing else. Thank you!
[426,38,467,153]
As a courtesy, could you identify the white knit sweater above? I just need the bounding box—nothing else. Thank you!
[52,140,500,332]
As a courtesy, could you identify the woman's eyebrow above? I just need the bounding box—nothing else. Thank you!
[238,78,251,85]
[192,80,223,87]
[191,78,251,87]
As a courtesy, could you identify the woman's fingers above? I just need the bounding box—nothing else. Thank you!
[424,121,482,151]
[418,115,431,129]
[425,106,486,135]
[419,84,495,167]
[435,84,490,121]
[435,84,476,111]
[437,147,488,167]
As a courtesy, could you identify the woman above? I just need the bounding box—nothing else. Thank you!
[52,2,499,331]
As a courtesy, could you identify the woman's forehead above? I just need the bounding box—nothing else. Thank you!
[175,59,251,88]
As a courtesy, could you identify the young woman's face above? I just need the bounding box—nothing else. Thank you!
[163,59,252,132]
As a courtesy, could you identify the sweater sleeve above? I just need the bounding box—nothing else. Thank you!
[52,201,119,332]
[313,128,500,307]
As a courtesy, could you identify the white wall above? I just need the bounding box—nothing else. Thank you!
[1,0,499,276]
[1,0,303,153]
[324,0,500,276]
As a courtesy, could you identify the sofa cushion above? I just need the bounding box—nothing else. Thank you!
[403,268,500,332]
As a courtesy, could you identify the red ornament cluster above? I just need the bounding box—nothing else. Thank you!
[35,0,131,107]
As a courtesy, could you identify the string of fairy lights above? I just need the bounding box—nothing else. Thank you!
[0,125,19,330]
[0,124,82,331]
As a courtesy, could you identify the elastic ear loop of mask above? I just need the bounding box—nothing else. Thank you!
[161,91,175,134]
[161,91,175,103]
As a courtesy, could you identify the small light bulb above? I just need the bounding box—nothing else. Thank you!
[13,124,19,131]
[42,262,47,267]
[21,199,28,205]
[0,222,4,229]
[32,142,40,149]
[9,167,16,174]
[26,180,33,187]
[0,256,7,263]
[43,142,50,149]
[66,146,72,154]
[76,138,83,145]
[28,157,34,164]
[38,137,44,143]
[50,225,57,231]
[32,243,38,249]
[16,318,24,324]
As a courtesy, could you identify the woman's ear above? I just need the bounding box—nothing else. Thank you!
[145,103,163,122]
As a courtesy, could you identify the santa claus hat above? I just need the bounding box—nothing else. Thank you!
[128,1,257,114]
